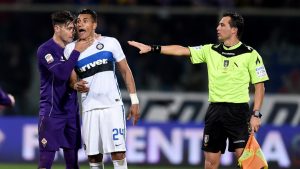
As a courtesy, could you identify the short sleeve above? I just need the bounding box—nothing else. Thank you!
[248,50,269,84]
[188,44,211,64]
[111,38,126,62]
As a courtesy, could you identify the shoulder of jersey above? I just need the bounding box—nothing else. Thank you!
[212,43,221,49]
[100,36,117,42]
[37,42,53,56]
[243,44,254,52]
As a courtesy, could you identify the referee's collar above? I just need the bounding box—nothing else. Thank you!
[223,41,242,50]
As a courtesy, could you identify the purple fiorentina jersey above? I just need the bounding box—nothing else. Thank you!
[37,39,80,118]
[0,88,12,106]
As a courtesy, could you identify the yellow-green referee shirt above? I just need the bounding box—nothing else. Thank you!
[188,42,269,103]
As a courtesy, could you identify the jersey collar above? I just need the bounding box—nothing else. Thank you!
[223,41,242,50]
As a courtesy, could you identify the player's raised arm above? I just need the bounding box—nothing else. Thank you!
[128,40,191,57]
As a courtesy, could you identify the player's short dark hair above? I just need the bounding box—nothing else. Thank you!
[78,9,97,22]
[51,10,75,26]
[222,11,244,39]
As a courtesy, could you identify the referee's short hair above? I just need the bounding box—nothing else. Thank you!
[223,11,244,39]
[51,10,75,26]
[78,9,97,23]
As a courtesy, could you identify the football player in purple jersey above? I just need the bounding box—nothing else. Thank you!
[36,10,91,169]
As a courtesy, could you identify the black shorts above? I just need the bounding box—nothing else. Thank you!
[202,102,251,154]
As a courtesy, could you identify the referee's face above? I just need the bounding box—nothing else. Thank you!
[217,16,237,42]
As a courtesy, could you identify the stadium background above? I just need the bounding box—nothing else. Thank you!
[0,0,300,169]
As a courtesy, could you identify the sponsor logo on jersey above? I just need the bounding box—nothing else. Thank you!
[79,59,108,72]
[221,51,235,56]
[76,51,114,78]
[44,54,54,64]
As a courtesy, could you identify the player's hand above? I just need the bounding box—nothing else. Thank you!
[128,41,151,54]
[74,38,93,52]
[8,94,15,106]
[74,80,89,93]
[127,104,140,126]
[250,115,261,133]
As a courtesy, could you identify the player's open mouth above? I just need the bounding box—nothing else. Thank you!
[78,29,86,33]
[78,29,87,36]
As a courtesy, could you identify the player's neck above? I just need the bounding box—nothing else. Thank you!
[53,35,66,48]
[79,32,99,42]
[94,33,101,39]
[223,38,240,47]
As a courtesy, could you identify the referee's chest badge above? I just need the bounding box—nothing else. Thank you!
[204,135,209,146]
[96,43,104,50]
[224,60,229,68]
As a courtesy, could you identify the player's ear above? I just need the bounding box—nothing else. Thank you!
[231,27,238,36]
[93,22,97,30]
[54,25,60,32]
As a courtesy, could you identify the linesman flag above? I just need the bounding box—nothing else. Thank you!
[238,134,268,169]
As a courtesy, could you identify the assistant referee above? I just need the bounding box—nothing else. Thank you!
[128,11,269,169]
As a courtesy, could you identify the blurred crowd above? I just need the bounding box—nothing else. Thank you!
[0,3,299,116]
[1,0,300,8]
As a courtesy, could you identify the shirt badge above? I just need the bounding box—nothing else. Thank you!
[41,138,47,148]
[45,53,54,64]
[256,66,267,78]
[96,43,104,50]
[224,60,229,68]
[204,134,209,147]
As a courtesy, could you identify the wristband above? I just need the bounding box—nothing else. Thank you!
[129,93,139,104]
[253,110,262,118]
[151,45,161,53]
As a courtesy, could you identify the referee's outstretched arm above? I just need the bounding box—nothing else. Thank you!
[128,40,190,57]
